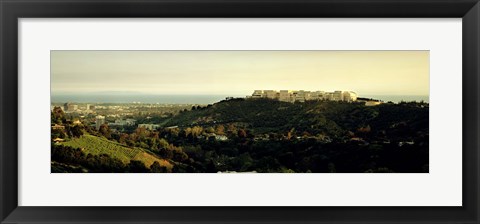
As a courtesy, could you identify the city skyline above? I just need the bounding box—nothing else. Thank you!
[51,50,429,96]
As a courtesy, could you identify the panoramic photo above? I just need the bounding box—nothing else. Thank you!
[51,50,429,173]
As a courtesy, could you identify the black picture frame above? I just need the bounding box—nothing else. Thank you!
[1,0,479,223]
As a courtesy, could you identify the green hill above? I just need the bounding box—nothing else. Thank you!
[163,98,429,140]
[52,99,429,173]
[61,134,172,169]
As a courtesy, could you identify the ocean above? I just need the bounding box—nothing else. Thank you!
[51,94,240,104]
[51,94,429,104]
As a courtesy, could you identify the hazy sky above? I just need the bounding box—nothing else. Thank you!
[51,51,429,96]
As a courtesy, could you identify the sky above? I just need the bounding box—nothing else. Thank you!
[51,51,429,96]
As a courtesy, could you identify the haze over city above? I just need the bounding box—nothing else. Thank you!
[51,50,429,98]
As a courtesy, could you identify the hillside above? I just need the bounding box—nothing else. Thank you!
[51,98,429,173]
[151,98,429,173]
[163,98,429,140]
[61,134,172,169]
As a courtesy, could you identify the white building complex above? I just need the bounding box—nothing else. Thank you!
[250,90,358,103]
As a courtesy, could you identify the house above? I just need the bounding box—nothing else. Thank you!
[215,135,228,141]
[51,124,65,130]
[53,138,64,143]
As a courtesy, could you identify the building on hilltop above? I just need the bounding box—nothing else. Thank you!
[111,118,136,126]
[264,90,277,99]
[278,90,291,102]
[248,90,358,103]
[342,91,358,102]
[252,90,264,98]
[332,91,343,101]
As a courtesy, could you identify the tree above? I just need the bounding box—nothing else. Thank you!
[205,127,215,134]
[173,150,189,162]
[51,129,66,139]
[159,148,174,159]
[98,124,111,139]
[167,127,180,137]
[227,123,237,135]
[118,133,129,144]
[215,125,225,135]
[150,161,168,173]
[70,125,84,138]
[286,130,293,140]
[135,127,149,139]
[127,160,149,173]
[328,163,336,173]
[191,126,203,137]
[158,138,169,149]
[51,106,65,124]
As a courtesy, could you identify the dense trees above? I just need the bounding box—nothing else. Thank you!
[98,124,112,139]
[51,106,66,124]
[150,161,168,173]
[51,144,126,172]
[52,99,429,173]
[156,99,429,173]
[162,98,427,141]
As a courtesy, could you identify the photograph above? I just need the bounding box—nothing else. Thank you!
[50,50,429,173]
[3,0,477,222]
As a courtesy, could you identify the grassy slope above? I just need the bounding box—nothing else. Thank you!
[62,134,172,169]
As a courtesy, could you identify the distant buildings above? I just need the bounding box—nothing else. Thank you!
[86,104,95,111]
[64,102,78,112]
[60,103,95,113]
[198,132,229,141]
[51,124,65,130]
[138,124,160,131]
[111,118,136,126]
[249,90,358,103]
[95,115,105,130]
